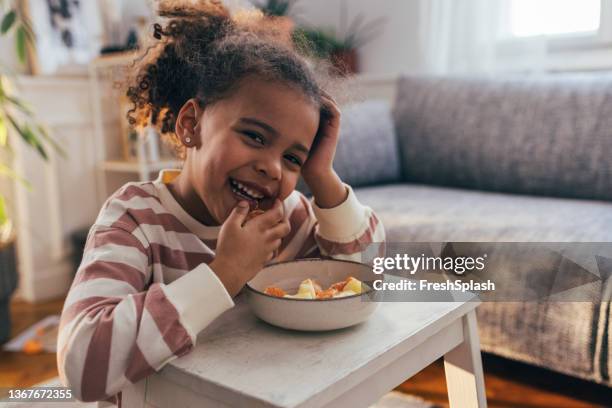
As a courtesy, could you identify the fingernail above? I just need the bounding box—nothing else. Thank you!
[237,201,249,208]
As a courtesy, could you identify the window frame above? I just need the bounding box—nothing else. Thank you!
[495,0,612,72]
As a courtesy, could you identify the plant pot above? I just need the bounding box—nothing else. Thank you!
[330,48,359,76]
[0,238,18,344]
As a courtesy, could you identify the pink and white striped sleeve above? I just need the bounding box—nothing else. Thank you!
[293,184,386,261]
[57,223,233,403]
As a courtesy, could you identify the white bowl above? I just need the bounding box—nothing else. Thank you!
[246,259,380,331]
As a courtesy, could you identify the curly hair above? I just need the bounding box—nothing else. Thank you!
[126,0,332,160]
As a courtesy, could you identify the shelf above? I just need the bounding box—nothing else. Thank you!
[101,160,182,173]
[90,51,140,69]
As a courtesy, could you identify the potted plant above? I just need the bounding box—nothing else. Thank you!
[292,10,386,76]
[0,1,65,344]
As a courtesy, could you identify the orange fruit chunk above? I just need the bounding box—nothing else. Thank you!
[330,276,353,292]
[315,288,338,299]
[23,339,43,354]
[264,287,286,297]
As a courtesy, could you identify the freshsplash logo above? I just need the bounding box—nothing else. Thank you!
[372,253,488,276]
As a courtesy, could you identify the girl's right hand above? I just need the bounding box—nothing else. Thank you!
[209,199,290,297]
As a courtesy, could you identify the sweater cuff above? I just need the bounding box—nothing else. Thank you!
[162,263,234,341]
[311,184,368,241]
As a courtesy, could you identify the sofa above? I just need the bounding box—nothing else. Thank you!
[297,74,612,387]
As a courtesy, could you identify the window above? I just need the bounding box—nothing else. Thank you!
[508,0,601,38]
[495,0,612,72]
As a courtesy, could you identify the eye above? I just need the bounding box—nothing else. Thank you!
[284,154,302,167]
[242,131,265,145]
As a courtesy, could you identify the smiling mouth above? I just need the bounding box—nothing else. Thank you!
[229,178,264,208]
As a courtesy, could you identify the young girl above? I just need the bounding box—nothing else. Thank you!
[57,1,385,405]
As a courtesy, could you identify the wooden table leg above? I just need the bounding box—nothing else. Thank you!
[443,309,487,408]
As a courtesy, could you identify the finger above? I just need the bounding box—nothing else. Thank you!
[255,199,284,226]
[267,220,291,240]
[226,201,250,227]
[269,238,282,252]
[320,89,336,104]
[266,239,282,262]
[319,102,340,131]
[325,97,340,113]
[328,102,340,117]
[320,91,340,111]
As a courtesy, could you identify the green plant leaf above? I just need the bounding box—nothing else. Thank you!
[292,27,340,58]
[36,124,67,158]
[254,0,298,17]
[6,95,33,116]
[0,195,7,226]
[0,114,7,146]
[22,125,48,160]
[0,162,32,190]
[15,25,26,64]
[2,97,65,159]
[5,113,49,161]
[1,9,16,34]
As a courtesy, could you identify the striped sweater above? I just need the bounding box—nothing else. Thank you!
[57,169,385,405]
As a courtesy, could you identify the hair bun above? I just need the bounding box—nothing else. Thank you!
[158,0,230,20]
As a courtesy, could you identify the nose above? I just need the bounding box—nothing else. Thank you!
[255,155,282,181]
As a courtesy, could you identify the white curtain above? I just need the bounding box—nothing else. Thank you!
[417,0,548,75]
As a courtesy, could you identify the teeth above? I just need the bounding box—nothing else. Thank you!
[237,181,263,199]
[230,179,264,200]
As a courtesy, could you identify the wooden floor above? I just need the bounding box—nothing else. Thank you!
[1,297,611,407]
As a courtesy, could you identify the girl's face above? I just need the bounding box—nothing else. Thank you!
[178,77,320,225]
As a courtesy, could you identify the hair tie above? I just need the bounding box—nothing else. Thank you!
[153,23,163,40]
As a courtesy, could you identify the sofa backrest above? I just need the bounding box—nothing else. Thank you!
[393,74,612,201]
[297,99,401,195]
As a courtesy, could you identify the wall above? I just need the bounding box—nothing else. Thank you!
[286,0,422,76]
[0,31,25,75]
[9,77,100,302]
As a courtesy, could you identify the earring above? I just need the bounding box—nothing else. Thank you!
[185,137,191,143]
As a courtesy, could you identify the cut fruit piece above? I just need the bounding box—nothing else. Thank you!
[23,339,43,354]
[264,287,286,297]
[342,277,363,294]
[316,288,338,299]
[333,290,357,298]
[296,279,317,298]
[285,291,315,299]
[330,276,351,292]
[263,276,365,300]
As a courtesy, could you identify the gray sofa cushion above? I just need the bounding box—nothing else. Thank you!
[393,75,612,202]
[478,301,607,384]
[353,183,612,384]
[355,184,612,242]
[297,100,401,195]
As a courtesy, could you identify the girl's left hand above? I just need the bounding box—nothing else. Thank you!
[301,91,341,183]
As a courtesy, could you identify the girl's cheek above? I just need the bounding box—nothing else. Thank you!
[280,175,299,200]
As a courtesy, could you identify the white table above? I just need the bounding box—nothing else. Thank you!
[122,288,487,408]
